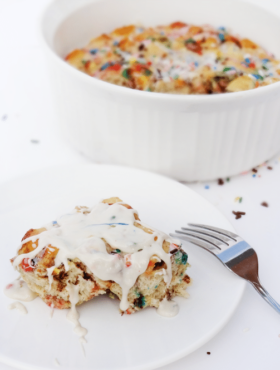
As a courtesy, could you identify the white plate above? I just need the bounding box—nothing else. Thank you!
[0,165,245,370]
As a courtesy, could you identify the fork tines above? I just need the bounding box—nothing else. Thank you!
[170,223,239,254]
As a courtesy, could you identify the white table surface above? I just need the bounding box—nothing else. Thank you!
[1,0,280,369]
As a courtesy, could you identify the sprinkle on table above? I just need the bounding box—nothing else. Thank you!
[205,185,210,189]
[267,166,273,170]
[235,197,243,203]
[207,352,211,355]
[232,211,246,220]
[261,202,269,207]
[252,168,258,173]
[218,178,224,185]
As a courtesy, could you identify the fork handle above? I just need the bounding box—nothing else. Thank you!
[250,281,280,314]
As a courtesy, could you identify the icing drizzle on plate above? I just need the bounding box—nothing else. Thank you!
[9,302,28,315]
[66,284,88,344]
[4,278,37,302]
[157,298,179,317]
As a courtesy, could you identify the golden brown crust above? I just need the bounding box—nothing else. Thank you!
[226,75,255,92]
[134,222,154,234]
[21,227,46,242]
[37,246,59,269]
[112,25,135,37]
[18,240,38,255]
[102,197,123,204]
[241,38,258,49]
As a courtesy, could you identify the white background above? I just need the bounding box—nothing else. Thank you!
[1,0,280,369]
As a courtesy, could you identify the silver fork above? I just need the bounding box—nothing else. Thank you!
[170,223,280,314]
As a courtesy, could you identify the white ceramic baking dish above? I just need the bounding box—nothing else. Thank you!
[40,0,280,181]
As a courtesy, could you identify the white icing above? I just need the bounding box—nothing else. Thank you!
[9,301,28,315]
[157,298,179,317]
[66,284,88,343]
[155,269,167,277]
[80,342,86,358]
[4,278,37,302]
[13,201,176,311]
[54,358,60,367]
[47,266,55,291]
[50,303,54,318]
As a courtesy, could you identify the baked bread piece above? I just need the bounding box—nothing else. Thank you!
[11,197,191,314]
[65,22,280,94]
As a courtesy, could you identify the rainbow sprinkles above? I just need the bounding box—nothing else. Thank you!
[65,22,280,94]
